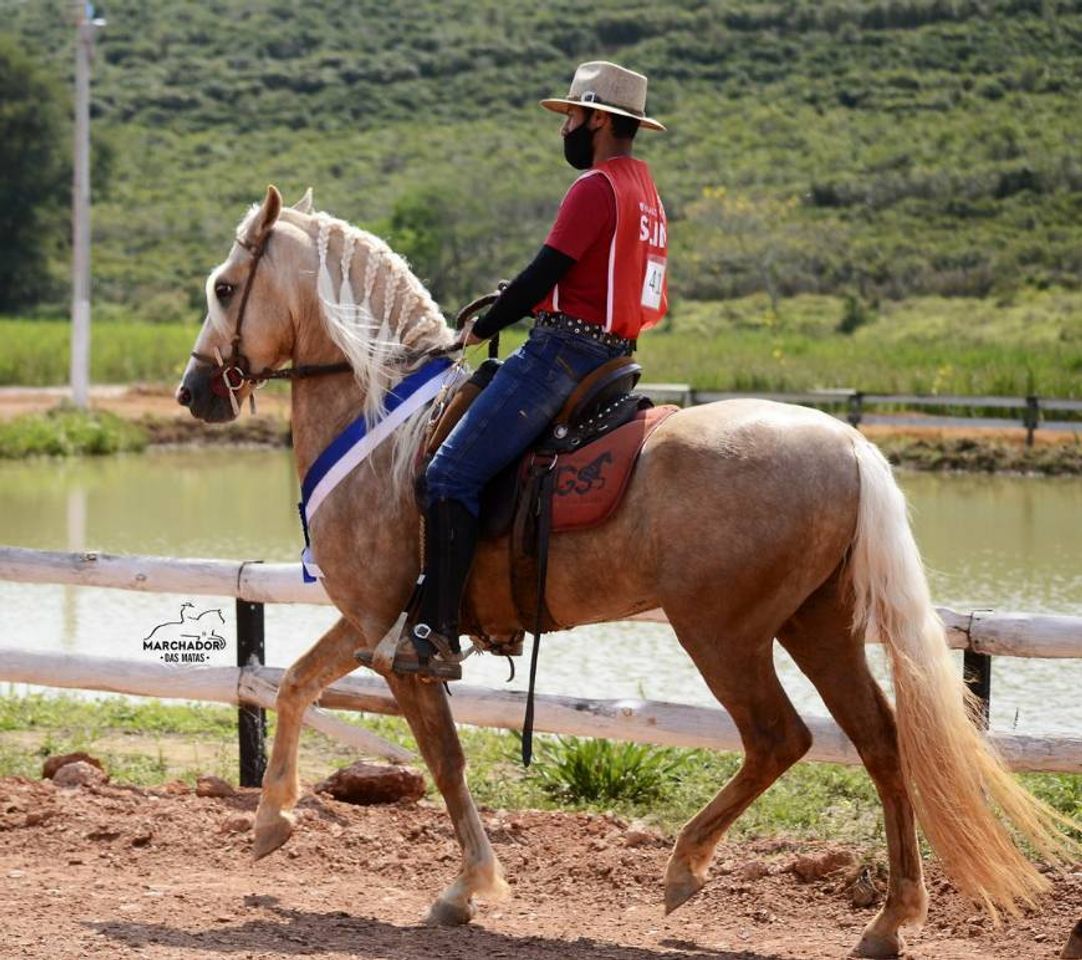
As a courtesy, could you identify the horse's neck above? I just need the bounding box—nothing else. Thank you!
[290,371,366,481]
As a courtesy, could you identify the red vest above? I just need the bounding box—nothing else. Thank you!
[539,157,668,339]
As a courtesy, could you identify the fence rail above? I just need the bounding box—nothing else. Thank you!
[2,546,1081,779]
[4,651,1081,775]
[639,384,1082,443]
[4,547,1080,658]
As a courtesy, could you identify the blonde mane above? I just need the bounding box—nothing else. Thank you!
[277,204,457,496]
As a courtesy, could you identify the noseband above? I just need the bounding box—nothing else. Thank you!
[190,233,500,416]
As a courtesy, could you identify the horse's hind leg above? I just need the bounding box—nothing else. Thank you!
[664,618,813,913]
[254,616,361,859]
[385,674,509,925]
[779,572,927,959]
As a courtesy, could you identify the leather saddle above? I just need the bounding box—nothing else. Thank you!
[418,356,678,651]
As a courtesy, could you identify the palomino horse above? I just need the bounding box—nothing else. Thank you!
[177,186,1077,957]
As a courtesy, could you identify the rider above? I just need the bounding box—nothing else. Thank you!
[393,60,669,679]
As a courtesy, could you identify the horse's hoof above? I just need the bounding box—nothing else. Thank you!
[424,897,475,926]
[851,930,904,958]
[663,863,706,915]
[1063,919,1082,959]
[252,810,295,861]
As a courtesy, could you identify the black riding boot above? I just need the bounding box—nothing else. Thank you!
[400,497,479,679]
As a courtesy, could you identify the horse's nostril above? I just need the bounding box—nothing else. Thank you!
[176,386,192,407]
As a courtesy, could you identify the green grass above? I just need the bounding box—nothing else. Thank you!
[0,318,200,387]
[0,693,237,737]
[641,291,1082,396]
[2,694,1078,844]
[0,408,147,457]
[4,289,1080,397]
[0,694,239,785]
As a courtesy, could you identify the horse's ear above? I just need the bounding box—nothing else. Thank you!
[248,185,282,245]
[292,187,314,213]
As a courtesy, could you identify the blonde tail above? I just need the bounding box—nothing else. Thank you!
[849,438,1080,918]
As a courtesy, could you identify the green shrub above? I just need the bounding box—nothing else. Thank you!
[837,293,875,334]
[0,408,147,458]
[529,735,687,803]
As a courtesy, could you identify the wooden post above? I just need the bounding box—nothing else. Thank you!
[963,648,992,729]
[236,598,267,787]
[847,390,863,428]
[1024,394,1040,447]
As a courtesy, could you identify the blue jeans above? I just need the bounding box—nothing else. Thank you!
[425,325,631,516]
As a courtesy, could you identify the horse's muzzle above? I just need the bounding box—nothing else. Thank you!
[176,360,237,423]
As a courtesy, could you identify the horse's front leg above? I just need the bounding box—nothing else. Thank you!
[253,616,361,859]
[386,673,510,924]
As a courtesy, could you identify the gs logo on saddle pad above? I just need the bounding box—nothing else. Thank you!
[555,451,613,496]
[546,406,678,533]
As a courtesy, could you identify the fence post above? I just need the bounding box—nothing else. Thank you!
[847,390,863,428]
[963,648,991,729]
[1023,395,1040,447]
[236,597,267,787]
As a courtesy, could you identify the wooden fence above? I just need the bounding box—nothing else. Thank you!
[2,546,1081,782]
[639,384,1082,444]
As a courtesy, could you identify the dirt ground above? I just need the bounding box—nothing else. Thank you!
[2,776,1079,960]
[0,384,292,423]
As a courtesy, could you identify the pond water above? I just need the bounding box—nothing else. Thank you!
[0,448,1079,734]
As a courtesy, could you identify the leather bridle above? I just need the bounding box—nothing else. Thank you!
[190,233,501,416]
[190,234,355,416]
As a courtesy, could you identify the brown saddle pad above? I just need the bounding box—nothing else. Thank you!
[546,404,678,532]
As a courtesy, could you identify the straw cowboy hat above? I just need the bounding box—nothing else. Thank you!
[540,60,665,132]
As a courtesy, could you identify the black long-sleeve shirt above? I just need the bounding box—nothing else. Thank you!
[471,245,575,340]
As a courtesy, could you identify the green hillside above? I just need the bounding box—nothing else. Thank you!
[3,0,1082,321]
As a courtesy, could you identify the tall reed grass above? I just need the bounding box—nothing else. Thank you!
[3,290,1079,397]
[0,319,198,387]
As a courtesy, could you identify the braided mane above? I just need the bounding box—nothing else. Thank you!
[278,205,455,495]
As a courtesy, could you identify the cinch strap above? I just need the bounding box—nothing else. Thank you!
[297,357,465,582]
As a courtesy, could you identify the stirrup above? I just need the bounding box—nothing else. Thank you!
[355,625,472,682]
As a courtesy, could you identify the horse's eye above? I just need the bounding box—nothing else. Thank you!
[214,281,235,303]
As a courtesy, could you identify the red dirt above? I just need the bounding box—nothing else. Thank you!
[1,776,1079,959]
[0,384,291,423]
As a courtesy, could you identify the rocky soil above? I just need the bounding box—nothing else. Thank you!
[1,775,1080,960]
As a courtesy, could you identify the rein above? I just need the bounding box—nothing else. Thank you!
[191,233,499,416]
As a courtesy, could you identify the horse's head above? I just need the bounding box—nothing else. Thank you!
[177,184,453,476]
[177,185,304,422]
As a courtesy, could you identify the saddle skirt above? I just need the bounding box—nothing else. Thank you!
[519,404,677,534]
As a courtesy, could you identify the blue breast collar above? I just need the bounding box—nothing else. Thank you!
[298,356,460,582]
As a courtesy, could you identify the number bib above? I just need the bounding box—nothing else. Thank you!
[641,255,666,311]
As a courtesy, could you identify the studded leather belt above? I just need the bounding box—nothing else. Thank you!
[534,310,635,353]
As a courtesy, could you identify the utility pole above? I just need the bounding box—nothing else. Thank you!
[70,1,105,409]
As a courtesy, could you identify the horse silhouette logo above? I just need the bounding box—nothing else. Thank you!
[143,602,228,663]
[555,451,613,496]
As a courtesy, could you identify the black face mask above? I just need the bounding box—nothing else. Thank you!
[563,121,596,170]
